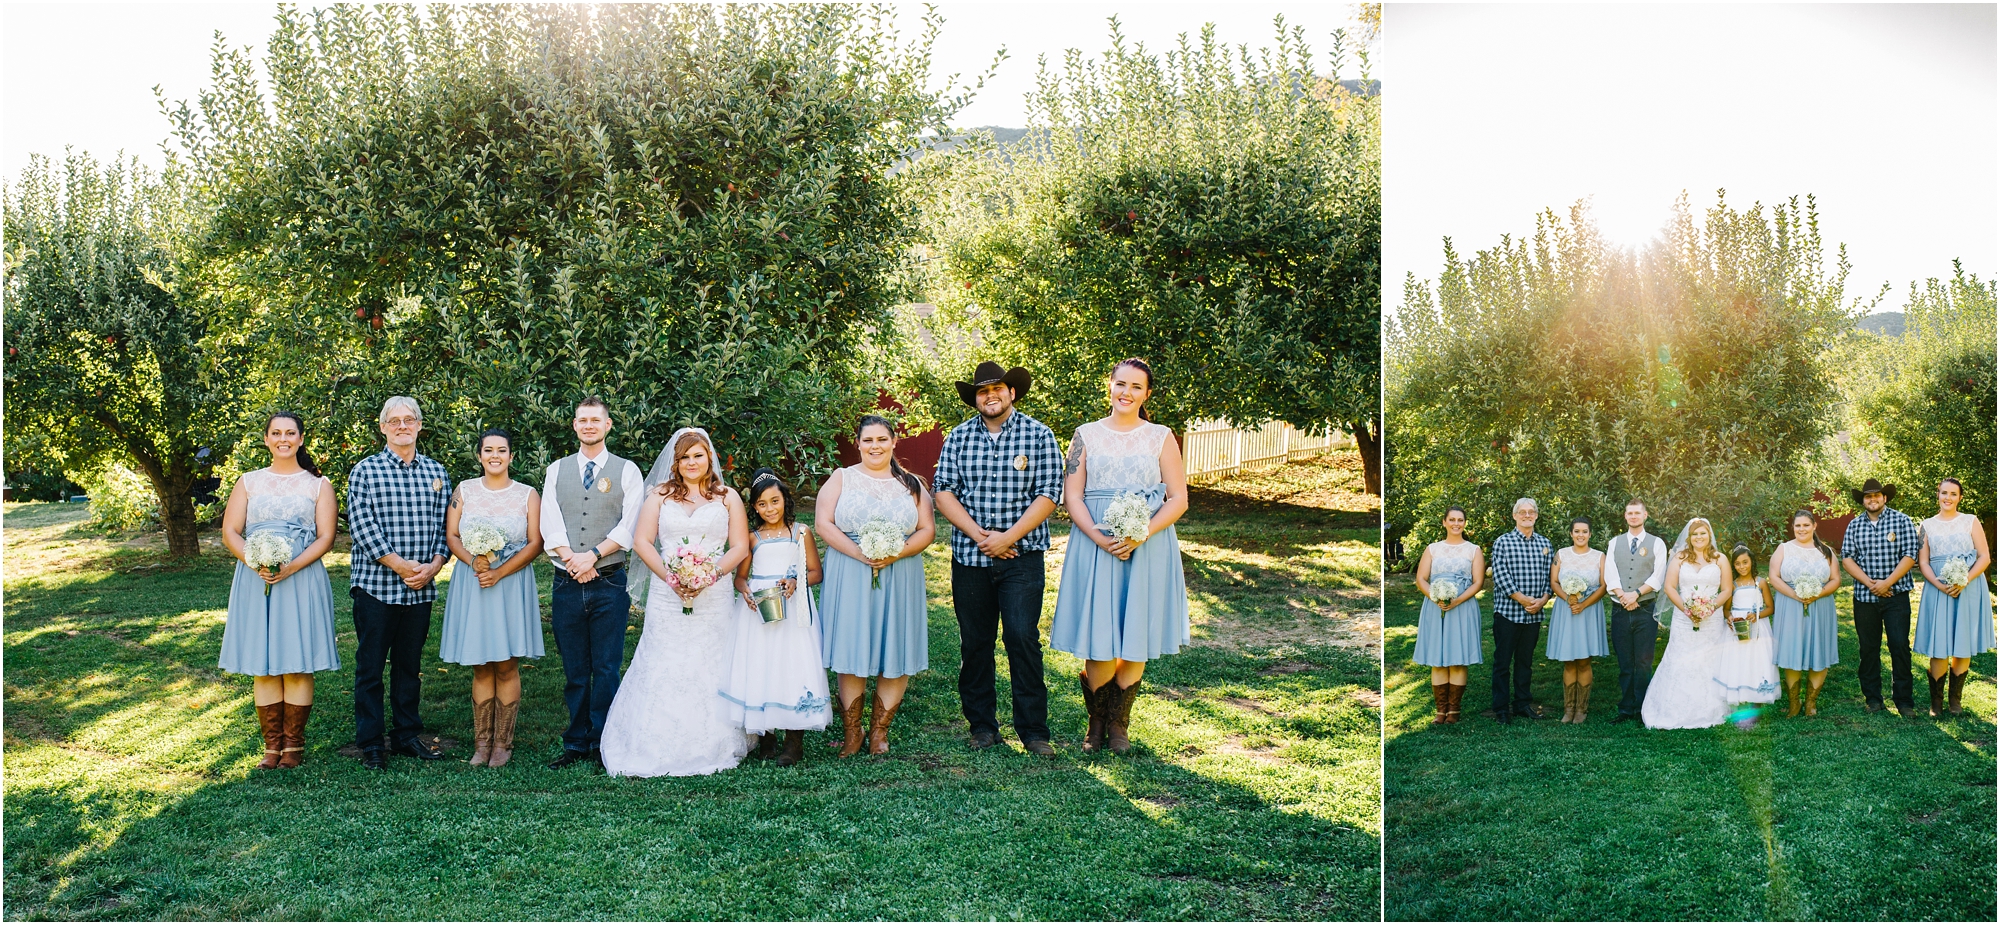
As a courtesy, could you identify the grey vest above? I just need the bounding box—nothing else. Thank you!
[553,453,629,568]
[1609,531,1664,613]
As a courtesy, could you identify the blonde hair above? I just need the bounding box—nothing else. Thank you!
[1679,519,1720,563]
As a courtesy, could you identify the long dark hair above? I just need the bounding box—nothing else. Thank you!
[264,411,320,477]
[855,415,925,500]
[746,467,796,531]
[1111,358,1155,422]
[1730,543,1758,578]
[1789,509,1835,561]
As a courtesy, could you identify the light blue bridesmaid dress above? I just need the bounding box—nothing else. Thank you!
[218,469,341,675]
[1771,541,1839,671]
[1414,541,1484,667]
[1914,514,1996,658]
[439,479,546,665]
[1545,547,1610,660]
[819,467,928,678]
[1050,420,1191,662]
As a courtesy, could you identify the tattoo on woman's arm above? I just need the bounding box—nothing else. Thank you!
[1063,440,1084,477]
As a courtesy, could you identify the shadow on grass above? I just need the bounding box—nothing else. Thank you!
[1381,577,1996,922]
[5,507,1380,920]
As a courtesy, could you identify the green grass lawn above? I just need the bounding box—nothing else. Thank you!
[3,454,1380,921]
[1383,575,1996,922]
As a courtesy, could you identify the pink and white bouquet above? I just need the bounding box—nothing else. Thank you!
[1684,585,1721,630]
[663,537,721,614]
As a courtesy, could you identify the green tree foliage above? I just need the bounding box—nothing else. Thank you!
[1846,262,1997,518]
[882,18,1380,489]
[3,153,249,556]
[169,3,982,485]
[1386,193,1865,556]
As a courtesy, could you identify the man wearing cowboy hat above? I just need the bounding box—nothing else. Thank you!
[1839,478,1924,718]
[932,361,1064,756]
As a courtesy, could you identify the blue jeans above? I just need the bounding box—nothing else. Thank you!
[550,565,629,751]
[953,552,1050,742]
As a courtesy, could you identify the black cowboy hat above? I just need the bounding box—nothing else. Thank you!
[956,361,1032,408]
[1849,478,1899,506]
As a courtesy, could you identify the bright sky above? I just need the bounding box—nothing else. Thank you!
[2,2,1367,178]
[1384,3,1997,313]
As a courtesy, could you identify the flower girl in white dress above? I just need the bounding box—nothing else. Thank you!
[1713,544,1780,709]
[721,469,831,766]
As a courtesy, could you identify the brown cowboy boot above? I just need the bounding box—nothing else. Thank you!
[757,733,779,760]
[255,703,285,770]
[868,691,902,756]
[278,703,310,768]
[1444,683,1464,724]
[1575,681,1592,724]
[469,698,496,767]
[1106,679,1141,753]
[1785,679,1802,717]
[1929,671,1948,717]
[1948,670,1967,715]
[775,730,805,767]
[1562,682,1578,723]
[1804,682,1821,717]
[1431,683,1451,725]
[837,690,867,758]
[488,699,518,768]
[1082,673,1110,751]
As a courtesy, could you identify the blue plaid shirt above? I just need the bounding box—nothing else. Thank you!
[1490,528,1554,624]
[1840,507,1922,602]
[345,448,451,605]
[931,411,1064,566]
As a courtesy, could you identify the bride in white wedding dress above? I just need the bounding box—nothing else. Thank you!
[599,428,755,777]
[1641,518,1738,730]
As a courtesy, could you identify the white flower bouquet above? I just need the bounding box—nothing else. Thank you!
[1560,576,1588,600]
[461,520,507,570]
[663,538,720,614]
[1940,557,1971,590]
[1102,491,1154,545]
[857,517,906,589]
[243,532,294,597]
[1790,568,1827,602]
[1430,577,1462,607]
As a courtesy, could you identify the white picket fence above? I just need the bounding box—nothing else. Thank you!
[1181,419,1349,481]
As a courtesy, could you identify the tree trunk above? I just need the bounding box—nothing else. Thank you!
[1350,417,1381,497]
[135,456,202,558]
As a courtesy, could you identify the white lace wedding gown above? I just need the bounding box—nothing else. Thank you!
[599,498,752,777]
[1640,559,1735,729]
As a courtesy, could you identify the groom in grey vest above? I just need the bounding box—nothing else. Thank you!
[1601,499,1669,723]
[537,397,645,768]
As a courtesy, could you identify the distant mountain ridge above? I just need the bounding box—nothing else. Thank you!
[1857,312,1905,337]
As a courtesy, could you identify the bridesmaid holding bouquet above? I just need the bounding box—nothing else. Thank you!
[1544,518,1608,723]
[1914,478,1993,716]
[1413,507,1484,724]
[440,429,545,768]
[218,412,341,769]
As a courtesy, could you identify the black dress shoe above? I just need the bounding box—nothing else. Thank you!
[391,736,446,760]
[968,731,999,750]
[1494,710,1513,725]
[1022,739,1056,757]
[360,746,387,770]
[546,748,592,770]
[1864,700,1885,714]
[1610,713,1633,724]
[1521,704,1546,720]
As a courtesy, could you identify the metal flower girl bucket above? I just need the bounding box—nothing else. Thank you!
[752,586,788,623]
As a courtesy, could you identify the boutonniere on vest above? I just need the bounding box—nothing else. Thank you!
[1641,546,1649,556]
[597,476,611,493]
[1887,531,1896,544]
[1013,455,1029,471]
[431,478,443,492]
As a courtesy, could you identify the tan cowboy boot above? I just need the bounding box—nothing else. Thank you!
[1562,682,1579,723]
[1575,681,1592,724]
[469,697,495,767]
[488,699,518,768]
[278,703,310,769]
[868,690,902,756]
[1785,679,1802,717]
[1431,683,1451,725]
[837,690,867,758]
[256,703,285,770]
[1804,682,1821,716]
